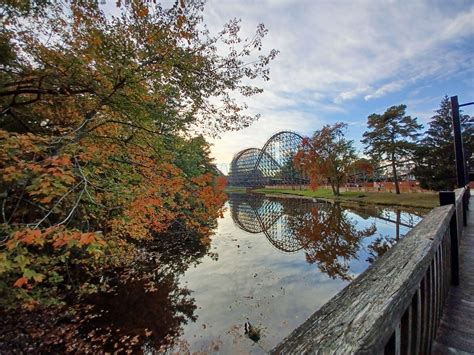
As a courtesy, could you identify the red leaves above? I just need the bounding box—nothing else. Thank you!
[50,155,72,167]
[14,277,28,288]
[79,232,96,246]
[11,227,105,249]
[14,229,44,246]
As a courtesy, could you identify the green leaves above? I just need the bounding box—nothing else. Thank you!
[362,105,423,194]
[413,96,474,191]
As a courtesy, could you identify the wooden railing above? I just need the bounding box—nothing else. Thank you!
[272,187,468,354]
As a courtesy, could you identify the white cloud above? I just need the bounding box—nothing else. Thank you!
[198,0,474,165]
[364,81,405,101]
[335,86,371,103]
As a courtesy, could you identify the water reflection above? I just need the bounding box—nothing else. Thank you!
[229,193,421,280]
[77,194,424,353]
[80,233,212,352]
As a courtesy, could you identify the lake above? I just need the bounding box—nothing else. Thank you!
[82,193,425,353]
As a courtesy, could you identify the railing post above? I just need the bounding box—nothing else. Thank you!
[439,191,460,286]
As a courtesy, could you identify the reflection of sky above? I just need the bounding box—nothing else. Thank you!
[175,198,423,353]
[344,210,421,278]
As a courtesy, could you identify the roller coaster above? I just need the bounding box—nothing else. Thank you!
[227,130,420,188]
[228,131,308,187]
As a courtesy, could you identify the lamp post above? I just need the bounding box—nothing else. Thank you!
[451,96,474,188]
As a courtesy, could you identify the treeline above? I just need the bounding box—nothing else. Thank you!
[295,96,474,196]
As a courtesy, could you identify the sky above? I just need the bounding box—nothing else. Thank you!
[199,0,474,174]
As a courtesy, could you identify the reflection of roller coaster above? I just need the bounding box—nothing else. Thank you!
[228,131,308,187]
[228,194,423,254]
[229,194,306,252]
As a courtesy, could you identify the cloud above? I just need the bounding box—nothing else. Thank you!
[335,86,371,104]
[197,1,474,166]
[364,81,405,101]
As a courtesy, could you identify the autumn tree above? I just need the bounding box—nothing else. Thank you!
[294,122,357,196]
[350,158,374,185]
[413,96,474,191]
[362,105,422,194]
[0,0,277,307]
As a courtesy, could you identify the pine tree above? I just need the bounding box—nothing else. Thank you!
[413,96,474,191]
[362,105,422,194]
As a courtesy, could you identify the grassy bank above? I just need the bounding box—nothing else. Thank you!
[253,187,439,209]
[224,187,248,193]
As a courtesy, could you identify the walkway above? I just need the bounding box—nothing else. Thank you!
[433,200,474,354]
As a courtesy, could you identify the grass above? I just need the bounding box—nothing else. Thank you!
[252,187,439,209]
[224,187,248,193]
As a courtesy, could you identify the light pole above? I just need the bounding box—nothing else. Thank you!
[450,95,474,188]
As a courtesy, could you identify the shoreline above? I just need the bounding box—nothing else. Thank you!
[226,187,439,209]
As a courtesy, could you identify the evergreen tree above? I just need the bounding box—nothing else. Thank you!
[362,105,422,194]
[413,96,474,191]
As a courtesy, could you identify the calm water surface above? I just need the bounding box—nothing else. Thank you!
[83,194,425,353]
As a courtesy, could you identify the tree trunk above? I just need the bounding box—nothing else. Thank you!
[329,179,337,196]
[391,155,400,194]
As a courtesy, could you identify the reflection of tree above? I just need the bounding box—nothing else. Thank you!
[229,193,378,280]
[81,276,197,352]
[366,235,396,264]
[80,232,213,352]
[365,207,427,264]
[287,203,376,281]
[228,193,421,281]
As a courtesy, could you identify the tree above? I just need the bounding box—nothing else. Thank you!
[294,122,357,196]
[349,158,374,185]
[413,96,474,191]
[362,105,422,194]
[0,0,276,307]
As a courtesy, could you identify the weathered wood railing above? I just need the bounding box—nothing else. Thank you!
[272,187,468,354]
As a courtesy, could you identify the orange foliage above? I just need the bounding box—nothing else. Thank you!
[14,277,29,288]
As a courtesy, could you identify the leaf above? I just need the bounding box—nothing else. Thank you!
[79,233,95,245]
[14,254,30,269]
[14,276,28,288]
[32,273,45,283]
[40,195,54,203]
